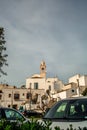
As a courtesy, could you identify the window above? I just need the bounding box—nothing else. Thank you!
[8,94,11,98]
[45,100,68,119]
[8,105,11,107]
[67,99,87,118]
[22,93,25,96]
[29,83,32,89]
[14,93,20,100]
[54,102,67,118]
[4,109,24,120]
[34,82,38,89]
[49,85,51,91]
[0,95,2,99]
[71,89,75,93]
[26,92,32,99]
[47,81,50,83]
[0,90,3,93]
[42,67,44,70]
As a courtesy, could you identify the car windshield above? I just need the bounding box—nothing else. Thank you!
[44,98,87,120]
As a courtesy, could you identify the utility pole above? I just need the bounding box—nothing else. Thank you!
[29,83,32,110]
[77,79,80,97]
[11,90,13,108]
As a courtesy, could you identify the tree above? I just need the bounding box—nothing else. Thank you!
[82,88,87,96]
[32,93,38,104]
[0,27,8,76]
[46,89,50,96]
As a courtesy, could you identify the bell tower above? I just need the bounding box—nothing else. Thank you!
[40,61,46,78]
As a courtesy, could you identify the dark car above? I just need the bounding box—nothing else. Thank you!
[23,110,43,118]
[42,96,87,130]
[0,107,29,123]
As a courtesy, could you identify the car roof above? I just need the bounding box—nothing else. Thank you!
[0,107,16,110]
[61,96,87,101]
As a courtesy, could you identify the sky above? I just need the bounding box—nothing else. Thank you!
[0,0,87,87]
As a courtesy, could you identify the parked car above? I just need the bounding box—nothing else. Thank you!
[0,107,29,124]
[19,109,27,116]
[42,96,87,130]
[22,110,43,118]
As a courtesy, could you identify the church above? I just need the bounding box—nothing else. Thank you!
[26,61,64,93]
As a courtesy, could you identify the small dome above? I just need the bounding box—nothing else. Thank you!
[31,74,41,78]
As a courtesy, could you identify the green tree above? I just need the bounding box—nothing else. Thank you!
[0,27,8,76]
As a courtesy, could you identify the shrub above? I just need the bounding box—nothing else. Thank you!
[0,119,87,130]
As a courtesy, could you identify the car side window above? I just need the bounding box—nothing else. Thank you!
[44,100,68,119]
[54,102,67,118]
[69,104,82,117]
[68,99,87,118]
[5,109,24,120]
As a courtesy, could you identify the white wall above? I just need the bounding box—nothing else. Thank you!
[69,75,87,87]
[46,78,64,93]
[79,75,87,86]
[26,78,46,90]
[69,74,80,83]
[58,91,67,99]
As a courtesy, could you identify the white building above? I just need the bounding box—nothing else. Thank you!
[69,74,87,87]
[0,84,44,110]
[1,62,87,110]
[26,61,64,93]
[51,74,87,100]
[69,74,87,95]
